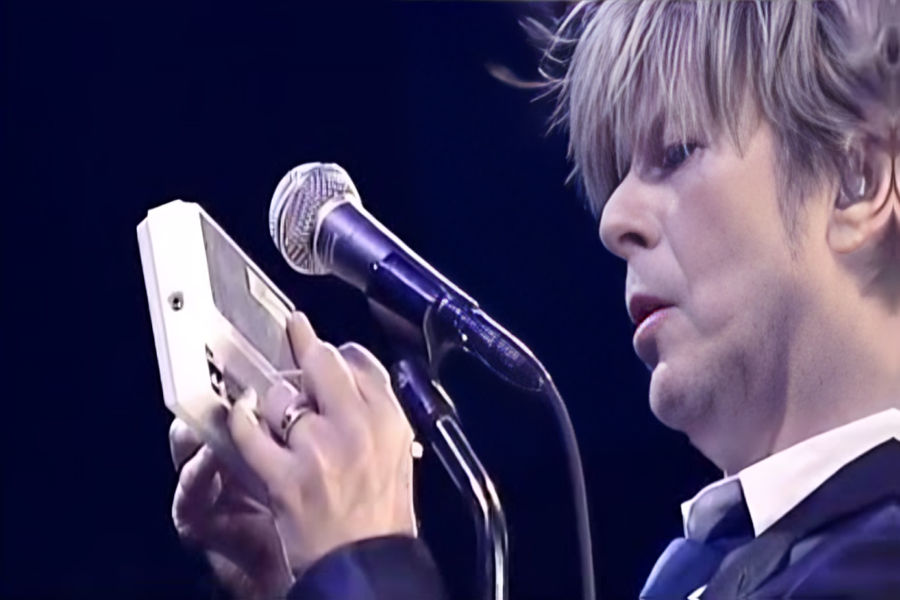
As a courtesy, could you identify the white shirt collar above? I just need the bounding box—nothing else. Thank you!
[682,408,900,538]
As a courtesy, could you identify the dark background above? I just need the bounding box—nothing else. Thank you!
[3,2,718,598]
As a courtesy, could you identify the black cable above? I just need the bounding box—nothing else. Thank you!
[539,372,596,600]
[455,307,596,600]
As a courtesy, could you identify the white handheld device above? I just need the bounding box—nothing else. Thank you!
[138,199,301,495]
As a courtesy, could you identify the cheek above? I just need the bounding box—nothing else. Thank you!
[667,181,789,338]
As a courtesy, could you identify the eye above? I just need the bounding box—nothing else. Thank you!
[659,142,700,170]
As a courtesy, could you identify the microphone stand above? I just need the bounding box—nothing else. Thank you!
[390,357,509,600]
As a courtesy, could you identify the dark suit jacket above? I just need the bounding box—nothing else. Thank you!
[287,440,900,600]
[286,535,447,600]
[701,439,900,599]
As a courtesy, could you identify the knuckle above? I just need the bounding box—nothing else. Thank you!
[169,418,199,449]
[178,460,198,489]
[171,490,183,521]
[338,341,372,364]
[305,341,352,380]
[172,493,199,540]
[339,342,391,383]
[376,400,412,436]
[168,419,198,468]
[338,341,367,355]
[168,418,183,441]
[383,421,413,454]
[310,340,341,366]
[173,521,195,541]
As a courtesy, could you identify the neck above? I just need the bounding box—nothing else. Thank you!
[749,281,900,472]
[712,185,900,475]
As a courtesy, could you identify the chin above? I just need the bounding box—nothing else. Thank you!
[648,353,765,472]
[647,359,716,439]
[648,362,732,469]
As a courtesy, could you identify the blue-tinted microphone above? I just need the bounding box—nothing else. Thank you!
[269,162,544,391]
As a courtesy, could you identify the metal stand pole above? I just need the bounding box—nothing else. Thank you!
[391,357,509,600]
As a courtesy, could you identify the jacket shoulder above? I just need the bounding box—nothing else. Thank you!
[752,498,900,598]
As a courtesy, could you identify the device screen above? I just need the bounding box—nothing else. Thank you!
[199,214,296,374]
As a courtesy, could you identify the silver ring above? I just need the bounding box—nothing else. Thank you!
[280,403,314,444]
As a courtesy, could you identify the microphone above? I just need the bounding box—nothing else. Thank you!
[268,162,544,391]
[270,163,597,600]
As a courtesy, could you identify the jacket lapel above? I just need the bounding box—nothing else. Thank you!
[702,439,900,597]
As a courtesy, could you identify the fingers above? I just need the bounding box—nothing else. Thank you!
[339,342,412,432]
[257,380,303,435]
[285,311,411,445]
[215,312,422,574]
[176,445,220,507]
[287,313,366,425]
[283,311,414,455]
[286,311,316,361]
[172,445,222,538]
[338,342,391,392]
[169,418,203,471]
[258,381,325,451]
[228,392,292,485]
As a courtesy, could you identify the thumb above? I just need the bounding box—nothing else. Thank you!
[228,390,291,486]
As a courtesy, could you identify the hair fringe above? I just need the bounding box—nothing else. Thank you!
[521,0,896,224]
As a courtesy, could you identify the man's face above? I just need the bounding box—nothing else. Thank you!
[599,120,824,471]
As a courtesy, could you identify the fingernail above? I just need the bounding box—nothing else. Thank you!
[339,343,366,365]
[288,311,315,355]
[339,343,388,382]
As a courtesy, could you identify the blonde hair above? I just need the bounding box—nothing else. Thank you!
[534,1,893,233]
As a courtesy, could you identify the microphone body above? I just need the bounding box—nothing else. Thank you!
[270,163,543,390]
[317,201,474,326]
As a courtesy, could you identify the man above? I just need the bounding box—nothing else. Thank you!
[170,1,900,598]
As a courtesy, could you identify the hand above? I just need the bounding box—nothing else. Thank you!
[169,419,294,599]
[229,312,418,578]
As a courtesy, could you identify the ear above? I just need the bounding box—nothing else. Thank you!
[827,148,894,254]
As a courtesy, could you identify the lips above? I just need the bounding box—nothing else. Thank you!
[628,294,674,328]
[628,294,675,367]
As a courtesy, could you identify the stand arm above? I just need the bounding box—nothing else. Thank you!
[391,358,509,600]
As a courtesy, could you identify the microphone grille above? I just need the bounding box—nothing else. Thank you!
[269,162,360,275]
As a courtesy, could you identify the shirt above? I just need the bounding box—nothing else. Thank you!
[682,407,900,599]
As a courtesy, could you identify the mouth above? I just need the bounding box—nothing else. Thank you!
[628,294,674,328]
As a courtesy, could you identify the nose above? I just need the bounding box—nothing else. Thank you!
[598,171,663,260]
